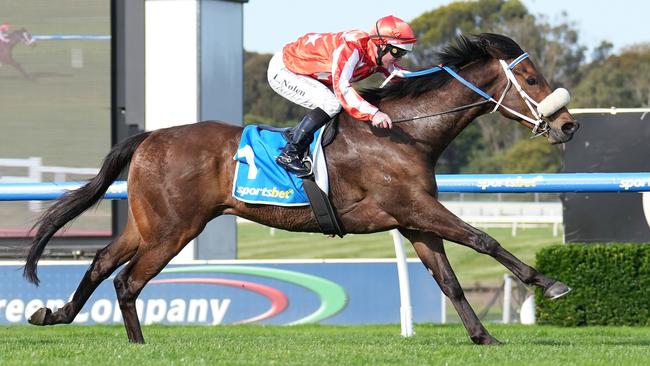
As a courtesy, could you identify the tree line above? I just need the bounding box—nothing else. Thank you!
[243,0,650,173]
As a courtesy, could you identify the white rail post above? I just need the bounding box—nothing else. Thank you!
[28,157,43,212]
[440,291,447,324]
[391,229,414,337]
[520,294,536,324]
[502,274,512,324]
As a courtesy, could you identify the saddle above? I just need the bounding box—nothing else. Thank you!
[257,116,340,148]
[257,116,345,237]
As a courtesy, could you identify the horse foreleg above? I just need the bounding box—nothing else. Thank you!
[28,223,140,326]
[395,195,570,299]
[400,229,501,345]
[6,58,33,80]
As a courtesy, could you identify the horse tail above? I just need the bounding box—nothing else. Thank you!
[23,132,152,285]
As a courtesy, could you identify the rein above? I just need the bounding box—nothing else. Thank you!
[385,53,556,137]
[391,100,491,124]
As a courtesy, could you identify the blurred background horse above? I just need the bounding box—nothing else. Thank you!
[0,28,36,79]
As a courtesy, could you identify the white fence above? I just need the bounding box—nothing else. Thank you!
[0,157,99,211]
[442,201,563,236]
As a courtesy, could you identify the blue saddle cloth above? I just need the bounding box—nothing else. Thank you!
[232,125,324,206]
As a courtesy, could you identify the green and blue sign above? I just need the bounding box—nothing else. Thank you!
[0,261,442,325]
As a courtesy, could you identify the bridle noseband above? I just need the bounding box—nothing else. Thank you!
[21,31,35,46]
[492,53,549,136]
[388,53,569,138]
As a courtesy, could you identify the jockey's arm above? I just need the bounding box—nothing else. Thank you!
[330,43,379,121]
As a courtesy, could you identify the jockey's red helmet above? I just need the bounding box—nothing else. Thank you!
[0,23,10,32]
[369,15,417,51]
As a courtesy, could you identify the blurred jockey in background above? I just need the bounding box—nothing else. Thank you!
[0,23,10,43]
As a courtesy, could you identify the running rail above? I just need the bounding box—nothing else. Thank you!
[2,173,650,201]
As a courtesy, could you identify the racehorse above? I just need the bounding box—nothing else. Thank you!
[0,28,36,79]
[24,33,579,345]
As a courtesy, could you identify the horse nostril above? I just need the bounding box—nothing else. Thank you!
[562,121,579,134]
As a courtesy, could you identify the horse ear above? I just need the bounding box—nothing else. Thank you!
[476,34,504,59]
[476,34,490,48]
[477,33,525,60]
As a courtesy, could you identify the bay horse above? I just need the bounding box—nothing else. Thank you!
[24,33,579,345]
[0,28,36,79]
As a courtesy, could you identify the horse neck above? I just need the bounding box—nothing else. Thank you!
[8,33,21,47]
[382,60,501,157]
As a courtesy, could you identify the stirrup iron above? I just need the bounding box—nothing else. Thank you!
[298,156,314,178]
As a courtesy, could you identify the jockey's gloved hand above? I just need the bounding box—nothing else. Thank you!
[371,111,393,129]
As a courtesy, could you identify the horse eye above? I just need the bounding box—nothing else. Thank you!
[526,77,538,86]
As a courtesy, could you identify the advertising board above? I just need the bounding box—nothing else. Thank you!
[0,260,442,325]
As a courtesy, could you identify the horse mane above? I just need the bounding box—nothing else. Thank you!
[360,33,524,104]
[8,28,28,39]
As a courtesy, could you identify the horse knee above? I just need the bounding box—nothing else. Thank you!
[472,233,500,255]
[439,278,464,301]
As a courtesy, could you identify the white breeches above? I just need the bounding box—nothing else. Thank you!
[267,52,342,117]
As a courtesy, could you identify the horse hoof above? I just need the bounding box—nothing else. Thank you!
[471,335,503,345]
[482,337,503,346]
[544,281,572,300]
[28,307,52,326]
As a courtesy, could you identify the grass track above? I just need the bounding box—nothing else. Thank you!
[1,324,649,365]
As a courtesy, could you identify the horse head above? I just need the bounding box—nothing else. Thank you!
[360,33,578,146]
[17,28,36,47]
[477,33,578,144]
[8,28,36,47]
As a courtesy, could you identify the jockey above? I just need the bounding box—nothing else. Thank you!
[0,23,10,43]
[268,15,417,176]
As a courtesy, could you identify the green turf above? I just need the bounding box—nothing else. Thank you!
[1,324,648,365]
[238,223,563,286]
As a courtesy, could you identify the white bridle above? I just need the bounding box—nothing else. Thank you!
[491,53,571,137]
[383,52,571,135]
[22,32,35,46]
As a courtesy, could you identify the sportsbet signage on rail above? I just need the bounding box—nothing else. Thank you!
[0,261,442,325]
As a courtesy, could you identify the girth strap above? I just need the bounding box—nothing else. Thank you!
[302,177,346,237]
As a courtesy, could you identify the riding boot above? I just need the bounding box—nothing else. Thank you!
[276,107,330,177]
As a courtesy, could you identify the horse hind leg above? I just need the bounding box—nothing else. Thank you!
[6,59,33,80]
[113,229,199,343]
[400,229,501,345]
[28,221,141,326]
